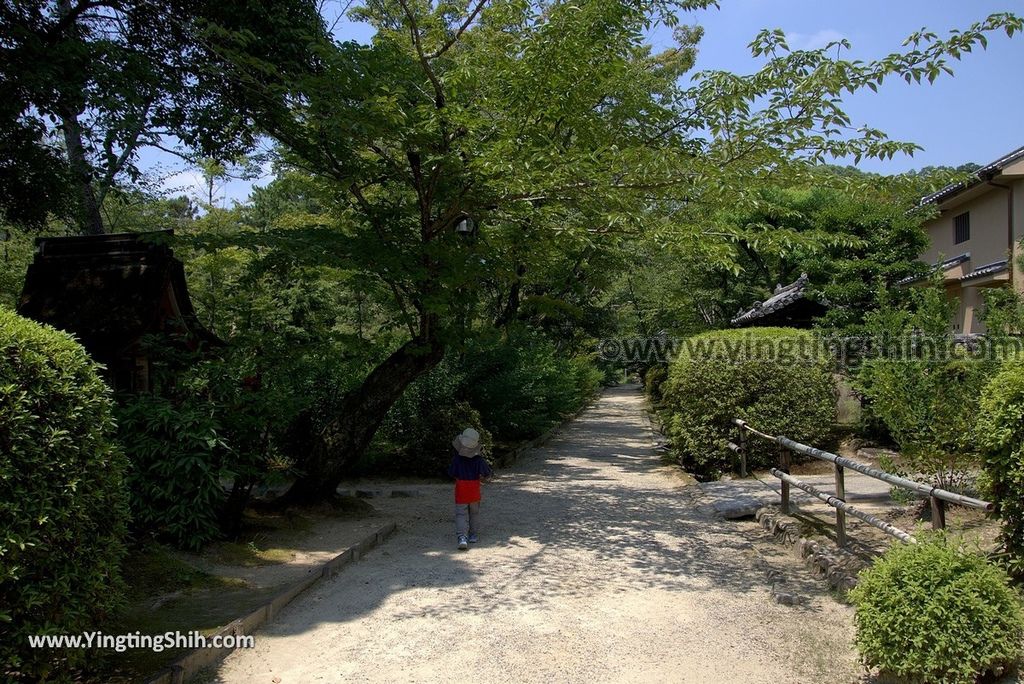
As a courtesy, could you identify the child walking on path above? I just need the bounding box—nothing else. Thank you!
[448,428,493,551]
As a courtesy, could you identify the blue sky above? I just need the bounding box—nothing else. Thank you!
[148,1,1023,204]
[677,0,1023,173]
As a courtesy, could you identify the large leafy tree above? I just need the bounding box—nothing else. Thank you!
[0,0,324,233]
[694,185,928,332]
[606,181,932,342]
[210,0,1019,503]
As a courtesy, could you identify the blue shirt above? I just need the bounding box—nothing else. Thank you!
[447,452,493,480]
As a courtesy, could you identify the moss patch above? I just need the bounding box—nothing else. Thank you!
[205,540,297,567]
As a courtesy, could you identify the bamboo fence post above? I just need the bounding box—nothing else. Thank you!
[931,496,947,530]
[779,443,791,514]
[737,418,994,547]
[834,462,847,547]
[738,429,747,478]
[771,469,916,544]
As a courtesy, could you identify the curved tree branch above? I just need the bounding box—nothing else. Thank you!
[427,0,489,60]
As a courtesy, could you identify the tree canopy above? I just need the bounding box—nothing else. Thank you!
[0,0,324,233]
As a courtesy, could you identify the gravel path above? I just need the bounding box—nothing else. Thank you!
[215,385,862,683]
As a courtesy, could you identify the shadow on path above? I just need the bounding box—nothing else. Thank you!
[214,384,860,683]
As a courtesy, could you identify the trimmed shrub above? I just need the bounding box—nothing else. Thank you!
[849,535,1024,683]
[662,327,836,478]
[857,355,992,488]
[116,394,228,550]
[0,308,129,680]
[977,360,1024,577]
[856,282,998,489]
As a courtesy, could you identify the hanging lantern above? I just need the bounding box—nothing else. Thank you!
[454,214,477,237]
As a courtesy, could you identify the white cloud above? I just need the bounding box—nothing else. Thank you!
[159,169,206,196]
[785,28,847,51]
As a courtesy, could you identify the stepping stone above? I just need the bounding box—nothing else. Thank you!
[713,497,762,519]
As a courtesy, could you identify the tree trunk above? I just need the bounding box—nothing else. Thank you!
[221,476,255,539]
[58,105,105,235]
[276,332,445,506]
[495,263,526,329]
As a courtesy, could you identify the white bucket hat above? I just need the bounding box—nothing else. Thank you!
[453,427,481,456]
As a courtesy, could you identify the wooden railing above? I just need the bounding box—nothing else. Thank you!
[729,418,993,546]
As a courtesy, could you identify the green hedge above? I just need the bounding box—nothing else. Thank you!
[0,308,129,680]
[642,365,668,403]
[855,283,998,490]
[857,355,992,490]
[978,360,1024,577]
[850,535,1024,683]
[662,327,836,479]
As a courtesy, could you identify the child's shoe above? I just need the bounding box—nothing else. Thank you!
[457,535,469,550]
[468,534,479,544]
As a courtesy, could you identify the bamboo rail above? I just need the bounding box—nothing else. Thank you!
[731,418,993,546]
[770,469,917,544]
[774,437,993,512]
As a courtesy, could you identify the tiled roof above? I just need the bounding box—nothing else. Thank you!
[960,259,1009,283]
[918,145,1024,207]
[731,273,811,326]
[896,253,970,286]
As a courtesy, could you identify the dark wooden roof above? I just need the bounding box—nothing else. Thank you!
[731,273,827,328]
[17,231,221,367]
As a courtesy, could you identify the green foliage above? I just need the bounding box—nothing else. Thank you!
[116,393,228,551]
[642,365,669,403]
[151,210,374,528]
[369,363,489,478]
[799,189,928,332]
[181,214,366,482]
[0,0,325,232]
[849,535,1024,683]
[981,285,1024,339]
[361,332,601,477]
[856,283,996,489]
[608,184,928,338]
[662,327,836,478]
[0,308,128,680]
[461,333,602,443]
[198,0,1020,495]
[0,225,38,309]
[977,360,1024,577]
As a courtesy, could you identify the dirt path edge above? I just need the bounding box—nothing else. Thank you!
[144,521,397,684]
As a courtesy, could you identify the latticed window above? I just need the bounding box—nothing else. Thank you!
[954,212,970,244]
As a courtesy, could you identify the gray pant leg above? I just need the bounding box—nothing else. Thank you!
[468,501,480,536]
[455,503,469,537]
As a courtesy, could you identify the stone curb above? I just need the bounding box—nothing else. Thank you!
[494,387,606,467]
[145,521,397,684]
[755,507,861,594]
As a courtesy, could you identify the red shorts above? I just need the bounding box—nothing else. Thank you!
[454,479,481,504]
